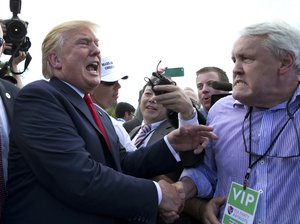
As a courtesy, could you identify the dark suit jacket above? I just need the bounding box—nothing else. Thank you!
[4,78,180,224]
[0,79,19,126]
[130,121,195,224]
[130,120,181,182]
[130,120,174,146]
[0,79,19,221]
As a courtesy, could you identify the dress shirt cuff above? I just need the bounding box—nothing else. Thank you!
[163,136,181,162]
[154,181,162,205]
[178,108,198,127]
[180,168,213,198]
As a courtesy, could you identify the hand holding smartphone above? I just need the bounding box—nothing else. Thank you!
[164,67,184,77]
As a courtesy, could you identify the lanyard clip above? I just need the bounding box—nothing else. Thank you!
[243,168,251,190]
[243,178,248,190]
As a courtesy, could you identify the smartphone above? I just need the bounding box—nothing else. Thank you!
[164,67,184,77]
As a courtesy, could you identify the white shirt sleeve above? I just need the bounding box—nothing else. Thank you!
[153,181,162,205]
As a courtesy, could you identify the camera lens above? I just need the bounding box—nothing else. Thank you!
[6,19,27,42]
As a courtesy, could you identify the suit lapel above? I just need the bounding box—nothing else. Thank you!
[49,78,99,131]
[147,120,174,145]
[129,125,141,140]
[0,81,15,125]
[48,78,123,170]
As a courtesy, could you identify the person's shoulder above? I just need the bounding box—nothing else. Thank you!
[0,78,19,90]
[209,94,235,115]
[0,78,20,97]
[212,94,234,108]
[110,116,120,125]
[18,79,73,102]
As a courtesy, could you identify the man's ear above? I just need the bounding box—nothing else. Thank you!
[48,52,62,69]
[279,53,295,74]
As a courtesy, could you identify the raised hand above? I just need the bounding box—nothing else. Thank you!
[166,125,218,154]
[152,85,194,120]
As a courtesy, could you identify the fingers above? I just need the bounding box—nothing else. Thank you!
[193,136,209,154]
[159,180,186,223]
[12,51,27,66]
[172,182,186,213]
[158,180,184,213]
[159,211,179,223]
[189,126,218,141]
[214,195,227,206]
[178,125,218,141]
[193,144,205,154]
[204,196,227,224]
[167,125,218,153]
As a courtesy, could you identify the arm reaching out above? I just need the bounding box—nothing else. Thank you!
[166,125,218,154]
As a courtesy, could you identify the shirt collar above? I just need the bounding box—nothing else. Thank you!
[62,81,85,98]
[141,119,166,130]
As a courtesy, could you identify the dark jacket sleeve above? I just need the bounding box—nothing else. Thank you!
[6,80,167,222]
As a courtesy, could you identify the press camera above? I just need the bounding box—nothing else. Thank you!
[3,0,31,56]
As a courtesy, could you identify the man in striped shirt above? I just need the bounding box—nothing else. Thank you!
[176,21,300,223]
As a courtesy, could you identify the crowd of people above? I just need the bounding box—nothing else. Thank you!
[0,18,299,224]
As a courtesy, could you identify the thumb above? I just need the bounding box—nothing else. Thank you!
[177,187,186,200]
[215,195,227,206]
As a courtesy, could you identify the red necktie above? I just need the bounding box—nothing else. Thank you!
[84,94,111,151]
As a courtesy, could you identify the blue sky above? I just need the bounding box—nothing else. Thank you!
[1,0,300,108]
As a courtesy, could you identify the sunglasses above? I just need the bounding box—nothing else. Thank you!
[0,37,5,47]
[101,81,117,86]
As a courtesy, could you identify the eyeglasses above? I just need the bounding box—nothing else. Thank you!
[101,81,117,86]
[0,37,5,47]
[242,102,300,159]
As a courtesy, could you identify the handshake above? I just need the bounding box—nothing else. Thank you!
[158,180,189,223]
[159,179,227,224]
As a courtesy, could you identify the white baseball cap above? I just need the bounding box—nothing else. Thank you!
[101,57,128,82]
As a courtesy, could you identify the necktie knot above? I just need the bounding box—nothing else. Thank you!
[84,94,93,105]
[141,124,151,133]
[134,124,151,147]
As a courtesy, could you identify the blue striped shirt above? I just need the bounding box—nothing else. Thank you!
[182,85,300,224]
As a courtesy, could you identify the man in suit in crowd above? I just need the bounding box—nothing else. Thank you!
[3,20,217,224]
[130,77,207,224]
[130,77,197,181]
[0,24,20,221]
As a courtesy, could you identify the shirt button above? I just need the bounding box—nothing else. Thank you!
[260,160,264,165]
[259,189,263,194]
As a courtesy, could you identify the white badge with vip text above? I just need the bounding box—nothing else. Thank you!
[222,182,260,224]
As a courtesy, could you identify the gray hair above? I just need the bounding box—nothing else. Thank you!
[240,21,300,73]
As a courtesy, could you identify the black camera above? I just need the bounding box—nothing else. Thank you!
[145,60,176,95]
[3,0,31,56]
[150,71,176,95]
